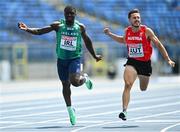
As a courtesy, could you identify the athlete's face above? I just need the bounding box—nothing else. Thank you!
[129,13,141,28]
[64,9,76,25]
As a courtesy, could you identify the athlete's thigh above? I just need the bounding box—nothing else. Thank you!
[138,75,150,90]
[69,58,81,80]
[57,59,69,81]
[124,65,137,84]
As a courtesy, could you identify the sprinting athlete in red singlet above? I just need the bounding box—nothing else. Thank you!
[126,25,152,61]
[104,9,175,121]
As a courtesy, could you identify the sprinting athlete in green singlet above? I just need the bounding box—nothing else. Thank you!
[56,19,82,59]
[18,5,102,126]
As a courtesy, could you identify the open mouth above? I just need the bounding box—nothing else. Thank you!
[67,16,73,20]
[135,21,139,24]
[134,21,140,26]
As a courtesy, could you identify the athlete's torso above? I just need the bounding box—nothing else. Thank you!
[56,19,82,60]
[125,25,152,61]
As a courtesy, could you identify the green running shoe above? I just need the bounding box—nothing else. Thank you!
[67,107,76,125]
[119,111,127,121]
[84,73,93,90]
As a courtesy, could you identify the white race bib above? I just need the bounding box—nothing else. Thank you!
[128,43,144,57]
[60,35,77,51]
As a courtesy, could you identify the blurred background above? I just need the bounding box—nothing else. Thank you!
[0,0,179,82]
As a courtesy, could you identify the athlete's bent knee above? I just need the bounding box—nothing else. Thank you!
[71,81,79,87]
[70,75,81,87]
[70,78,80,87]
[125,81,133,89]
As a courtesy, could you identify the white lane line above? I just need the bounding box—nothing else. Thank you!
[57,120,107,123]
[135,120,180,123]
[0,103,119,120]
[0,121,26,124]
[161,122,180,132]
[128,111,180,120]
[0,99,59,109]
[0,97,120,113]
[1,80,179,104]
[0,101,180,129]
[1,104,60,113]
[0,84,180,112]
[0,91,59,104]
[1,95,179,119]
[71,110,180,132]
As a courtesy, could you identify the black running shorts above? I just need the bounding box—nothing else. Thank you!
[124,58,152,76]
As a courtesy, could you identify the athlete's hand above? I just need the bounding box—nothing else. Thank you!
[168,60,175,67]
[103,27,111,35]
[18,22,28,31]
[94,55,102,62]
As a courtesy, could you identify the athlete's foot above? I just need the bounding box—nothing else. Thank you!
[119,111,127,121]
[84,73,93,90]
[67,107,76,125]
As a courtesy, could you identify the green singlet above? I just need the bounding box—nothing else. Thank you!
[56,19,82,59]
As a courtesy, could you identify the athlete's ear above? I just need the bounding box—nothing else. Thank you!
[73,11,76,16]
[18,22,20,28]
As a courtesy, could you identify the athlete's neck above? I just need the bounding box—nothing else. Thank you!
[66,21,74,26]
[132,25,140,32]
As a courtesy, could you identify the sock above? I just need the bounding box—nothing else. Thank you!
[83,73,89,82]
[80,75,87,83]
[123,109,127,113]
[83,74,88,83]
[67,106,72,113]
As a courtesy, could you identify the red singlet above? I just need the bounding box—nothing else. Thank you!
[125,25,152,61]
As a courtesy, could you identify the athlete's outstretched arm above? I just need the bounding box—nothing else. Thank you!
[80,24,102,62]
[18,22,59,35]
[103,27,125,44]
[146,28,175,67]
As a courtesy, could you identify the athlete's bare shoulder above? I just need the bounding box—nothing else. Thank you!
[50,21,61,31]
[145,27,155,37]
[124,27,128,33]
[123,27,128,37]
[78,22,86,33]
[78,22,85,28]
[146,27,154,33]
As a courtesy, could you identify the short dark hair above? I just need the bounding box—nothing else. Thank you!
[64,5,76,13]
[128,9,140,19]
